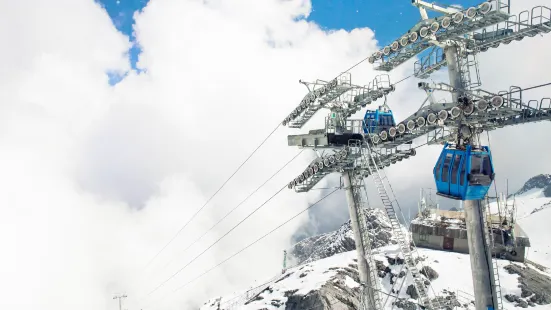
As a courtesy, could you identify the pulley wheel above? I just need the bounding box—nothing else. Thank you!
[430,22,440,33]
[438,110,448,121]
[389,127,397,138]
[453,12,464,24]
[380,131,388,141]
[397,123,406,134]
[463,103,475,116]
[427,113,437,124]
[416,116,426,127]
[450,106,461,119]
[400,36,409,47]
[441,17,451,29]
[340,148,348,158]
[477,99,489,111]
[371,134,381,144]
[466,7,477,19]
[329,155,336,164]
[323,158,331,167]
[391,41,400,51]
[491,96,504,108]
[407,120,416,131]
[313,164,319,173]
[409,31,419,42]
[383,46,391,55]
[479,2,491,14]
[419,27,429,38]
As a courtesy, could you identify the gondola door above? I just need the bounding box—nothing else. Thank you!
[440,151,454,196]
[449,153,463,197]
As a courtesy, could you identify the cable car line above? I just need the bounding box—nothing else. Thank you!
[154,149,305,276]
[506,81,551,95]
[140,46,393,273]
[140,122,282,272]
[393,73,414,86]
[146,184,287,297]
[171,188,338,293]
[142,188,338,308]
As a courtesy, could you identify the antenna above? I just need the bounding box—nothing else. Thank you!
[113,294,127,310]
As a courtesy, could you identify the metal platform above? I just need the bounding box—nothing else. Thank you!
[283,74,395,129]
[373,0,511,72]
[468,6,551,52]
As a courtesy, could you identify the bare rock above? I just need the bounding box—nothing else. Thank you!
[406,285,419,299]
[420,266,439,281]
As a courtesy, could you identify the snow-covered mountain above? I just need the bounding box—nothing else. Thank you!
[288,208,397,266]
[514,174,551,198]
[201,176,551,310]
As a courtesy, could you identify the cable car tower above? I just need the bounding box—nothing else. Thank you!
[367,1,550,310]
[282,1,551,310]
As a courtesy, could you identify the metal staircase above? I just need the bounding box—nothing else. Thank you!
[357,139,441,310]
[483,199,504,310]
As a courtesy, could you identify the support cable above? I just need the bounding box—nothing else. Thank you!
[507,81,551,95]
[145,184,288,297]
[172,189,337,294]
[142,189,339,308]
[394,73,414,86]
[141,123,281,271]
[153,149,305,276]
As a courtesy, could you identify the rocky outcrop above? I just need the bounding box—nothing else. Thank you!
[420,266,439,281]
[515,174,551,197]
[289,208,395,265]
[504,264,551,306]
[284,266,361,310]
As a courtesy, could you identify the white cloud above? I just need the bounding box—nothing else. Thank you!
[1,0,550,309]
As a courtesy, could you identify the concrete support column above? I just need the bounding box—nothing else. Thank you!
[342,171,376,310]
[444,44,463,103]
[464,200,497,310]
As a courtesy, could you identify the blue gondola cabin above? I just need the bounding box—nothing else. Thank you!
[433,143,495,200]
[362,107,396,135]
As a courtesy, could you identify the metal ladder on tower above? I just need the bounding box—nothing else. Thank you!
[359,139,441,310]
[349,140,383,310]
[348,157,383,310]
[483,198,504,310]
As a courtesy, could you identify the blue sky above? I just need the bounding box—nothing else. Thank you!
[97,0,482,81]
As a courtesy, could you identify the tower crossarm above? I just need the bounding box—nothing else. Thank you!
[287,82,551,193]
[282,74,395,129]
[371,0,511,72]
[466,6,551,53]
